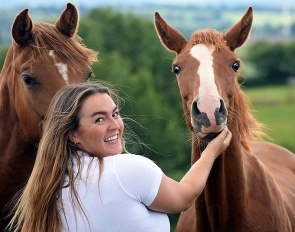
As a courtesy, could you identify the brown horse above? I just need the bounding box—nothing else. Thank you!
[0,3,97,229]
[155,7,295,232]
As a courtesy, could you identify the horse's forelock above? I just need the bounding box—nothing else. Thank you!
[190,29,227,49]
[28,22,97,68]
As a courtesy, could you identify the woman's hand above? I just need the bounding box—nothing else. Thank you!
[203,127,232,159]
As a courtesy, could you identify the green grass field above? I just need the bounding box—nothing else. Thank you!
[244,85,295,152]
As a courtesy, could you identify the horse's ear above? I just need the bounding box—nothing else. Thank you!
[224,7,253,51]
[12,8,33,46]
[154,12,187,54]
[55,3,78,38]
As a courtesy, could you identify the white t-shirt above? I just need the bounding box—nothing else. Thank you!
[60,153,170,232]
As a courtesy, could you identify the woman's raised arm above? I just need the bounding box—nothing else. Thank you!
[148,128,232,213]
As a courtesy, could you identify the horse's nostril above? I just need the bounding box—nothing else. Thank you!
[215,99,228,125]
[219,99,227,115]
[192,101,201,118]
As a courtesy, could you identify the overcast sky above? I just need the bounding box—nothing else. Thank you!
[0,0,293,9]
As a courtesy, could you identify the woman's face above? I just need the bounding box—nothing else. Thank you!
[71,93,124,157]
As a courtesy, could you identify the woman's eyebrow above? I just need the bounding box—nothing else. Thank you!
[90,106,118,117]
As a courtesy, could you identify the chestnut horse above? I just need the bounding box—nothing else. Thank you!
[0,3,97,229]
[155,7,295,232]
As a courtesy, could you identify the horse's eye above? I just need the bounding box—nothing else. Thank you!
[232,61,240,72]
[86,71,94,81]
[22,75,38,88]
[173,65,181,75]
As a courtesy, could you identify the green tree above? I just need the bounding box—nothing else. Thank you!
[79,8,182,112]
[284,41,295,78]
[247,41,292,85]
[0,45,9,68]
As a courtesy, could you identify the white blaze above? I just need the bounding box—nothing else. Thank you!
[49,50,69,84]
[189,44,224,133]
[189,44,219,100]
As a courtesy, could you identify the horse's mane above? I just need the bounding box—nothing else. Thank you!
[229,82,266,153]
[190,29,266,153]
[19,22,98,69]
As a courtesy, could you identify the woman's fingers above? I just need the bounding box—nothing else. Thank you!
[224,129,232,143]
[215,127,232,152]
[217,127,230,140]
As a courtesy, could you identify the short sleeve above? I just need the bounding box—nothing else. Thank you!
[114,154,163,206]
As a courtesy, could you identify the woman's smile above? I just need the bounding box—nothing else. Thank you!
[104,134,119,143]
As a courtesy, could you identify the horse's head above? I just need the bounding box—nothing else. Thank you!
[0,3,97,144]
[155,7,253,142]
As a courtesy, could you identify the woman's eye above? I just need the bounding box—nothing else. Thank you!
[173,65,181,75]
[232,61,240,72]
[96,117,104,123]
[113,112,119,117]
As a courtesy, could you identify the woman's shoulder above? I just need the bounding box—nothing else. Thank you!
[111,154,163,206]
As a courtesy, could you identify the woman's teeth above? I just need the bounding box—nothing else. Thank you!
[105,135,118,142]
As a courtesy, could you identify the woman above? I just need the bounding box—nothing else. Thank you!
[8,82,231,232]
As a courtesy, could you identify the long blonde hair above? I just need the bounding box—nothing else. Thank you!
[8,83,124,232]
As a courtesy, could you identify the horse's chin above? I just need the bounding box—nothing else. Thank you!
[196,131,222,142]
[193,123,226,142]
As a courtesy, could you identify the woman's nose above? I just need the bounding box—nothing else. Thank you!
[108,118,120,130]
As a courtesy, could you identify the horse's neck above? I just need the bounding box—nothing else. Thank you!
[192,128,249,217]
